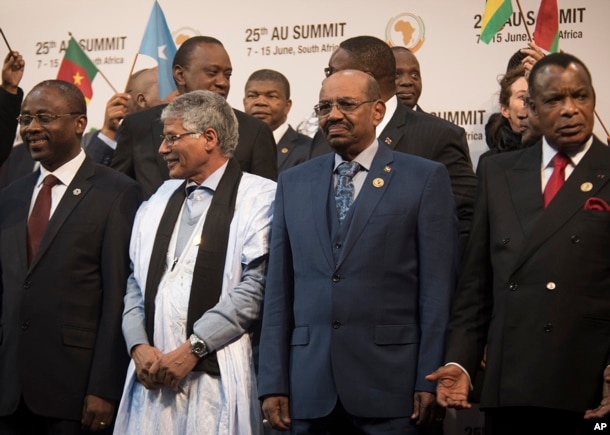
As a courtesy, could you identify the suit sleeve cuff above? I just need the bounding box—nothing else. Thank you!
[445,362,474,390]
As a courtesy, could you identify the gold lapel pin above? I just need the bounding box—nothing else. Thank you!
[73,188,82,196]
[384,137,392,145]
[281,147,288,154]
[581,182,593,192]
[384,165,391,173]
[373,178,384,188]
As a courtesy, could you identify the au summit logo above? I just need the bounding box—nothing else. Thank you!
[385,13,425,52]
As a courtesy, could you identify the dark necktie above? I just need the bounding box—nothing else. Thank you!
[335,161,361,223]
[543,152,570,208]
[27,174,60,263]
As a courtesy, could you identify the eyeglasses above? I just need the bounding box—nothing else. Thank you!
[160,131,201,146]
[17,112,83,126]
[323,67,335,78]
[313,99,376,117]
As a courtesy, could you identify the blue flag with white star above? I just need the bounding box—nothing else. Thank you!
[139,1,177,99]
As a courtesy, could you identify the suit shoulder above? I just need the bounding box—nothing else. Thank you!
[411,110,465,134]
[391,148,446,172]
[233,108,267,130]
[92,163,142,190]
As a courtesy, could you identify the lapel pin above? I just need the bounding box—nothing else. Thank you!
[373,178,384,188]
[384,137,392,145]
[597,174,605,180]
[73,188,82,196]
[581,182,593,192]
[384,165,391,173]
[281,147,288,154]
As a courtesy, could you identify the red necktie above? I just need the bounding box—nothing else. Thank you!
[27,174,60,263]
[543,153,570,208]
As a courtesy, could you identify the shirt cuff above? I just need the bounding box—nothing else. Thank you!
[445,362,474,391]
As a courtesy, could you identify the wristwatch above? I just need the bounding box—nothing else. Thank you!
[189,333,207,358]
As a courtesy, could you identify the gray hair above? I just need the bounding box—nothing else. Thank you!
[161,90,239,157]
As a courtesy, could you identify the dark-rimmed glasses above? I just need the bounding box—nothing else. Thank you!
[17,112,83,126]
[313,99,376,117]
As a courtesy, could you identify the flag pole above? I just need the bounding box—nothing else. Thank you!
[0,28,14,53]
[515,0,533,42]
[124,53,140,93]
[68,32,119,94]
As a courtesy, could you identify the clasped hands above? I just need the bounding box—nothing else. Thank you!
[131,342,199,391]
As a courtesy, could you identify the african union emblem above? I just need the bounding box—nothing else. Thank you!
[385,13,425,52]
[172,26,201,47]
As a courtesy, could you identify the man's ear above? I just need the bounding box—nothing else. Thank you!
[202,128,218,151]
[75,114,88,135]
[173,65,185,88]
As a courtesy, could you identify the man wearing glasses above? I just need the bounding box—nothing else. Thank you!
[115,90,275,434]
[258,70,458,434]
[0,80,142,433]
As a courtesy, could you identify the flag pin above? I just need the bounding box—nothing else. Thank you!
[73,188,82,196]
[581,182,593,192]
[384,165,391,172]
[384,137,392,145]
[373,178,384,188]
[597,174,605,179]
[281,147,288,154]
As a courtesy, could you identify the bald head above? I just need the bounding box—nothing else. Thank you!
[126,67,162,114]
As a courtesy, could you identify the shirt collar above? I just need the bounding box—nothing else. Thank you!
[273,121,289,144]
[334,140,378,172]
[186,160,229,194]
[38,148,86,187]
[541,135,593,169]
[376,95,398,137]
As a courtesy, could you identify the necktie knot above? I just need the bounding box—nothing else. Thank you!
[551,152,570,170]
[42,174,60,188]
[337,161,361,178]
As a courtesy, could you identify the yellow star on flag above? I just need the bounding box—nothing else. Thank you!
[72,71,84,86]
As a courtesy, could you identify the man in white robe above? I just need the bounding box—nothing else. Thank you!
[115,90,275,435]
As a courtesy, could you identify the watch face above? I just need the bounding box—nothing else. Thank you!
[193,342,205,354]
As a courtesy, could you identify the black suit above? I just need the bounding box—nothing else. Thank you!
[0,143,34,190]
[276,125,311,172]
[0,86,23,167]
[310,100,477,243]
[82,130,115,166]
[446,138,610,424]
[0,156,142,422]
[111,104,278,198]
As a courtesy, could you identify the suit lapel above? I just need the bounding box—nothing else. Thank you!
[28,159,95,270]
[277,127,298,170]
[310,155,335,270]
[336,144,394,268]
[505,144,545,238]
[514,138,610,271]
[377,104,408,150]
[17,173,39,273]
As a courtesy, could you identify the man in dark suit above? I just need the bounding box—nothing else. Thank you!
[427,53,610,434]
[243,69,311,172]
[111,36,277,198]
[82,67,163,166]
[310,36,476,245]
[392,46,423,111]
[0,51,24,167]
[0,80,142,434]
[258,70,458,434]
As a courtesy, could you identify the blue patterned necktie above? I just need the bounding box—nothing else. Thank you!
[335,161,361,224]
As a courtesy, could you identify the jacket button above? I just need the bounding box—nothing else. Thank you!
[571,235,580,243]
[334,243,342,249]
[332,321,341,329]
[544,323,553,333]
[332,274,341,283]
[508,282,518,291]
[546,282,556,290]
[21,322,30,330]
[23,281,31,289]
[502,237,510,245]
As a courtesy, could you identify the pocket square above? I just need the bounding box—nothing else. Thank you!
[584,197,610,211]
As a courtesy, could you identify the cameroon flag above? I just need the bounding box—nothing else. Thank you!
[57,37,98,103]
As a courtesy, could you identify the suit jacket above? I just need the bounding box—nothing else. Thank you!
[277,125,312,172]
[0,86,23,167]
[258,143,459,419]
[111,104,278,198]
[310,101,477,244]
[0,143,34,190]
[0,157,143,420]
[446,137,610,413]
[82,130,115,166]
